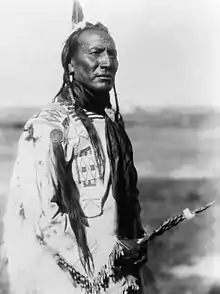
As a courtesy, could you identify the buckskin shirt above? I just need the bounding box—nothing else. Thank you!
[3,98,154,294]
[3,100,127,293]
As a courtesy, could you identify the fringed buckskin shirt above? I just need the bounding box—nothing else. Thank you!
[3,101,151,294]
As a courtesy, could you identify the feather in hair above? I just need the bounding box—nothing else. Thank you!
[72,0,84,28]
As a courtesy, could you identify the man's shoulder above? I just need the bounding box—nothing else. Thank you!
[25,102,71,129]
[22,102,73,142]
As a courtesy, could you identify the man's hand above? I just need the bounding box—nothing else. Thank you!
[116,238,148,267]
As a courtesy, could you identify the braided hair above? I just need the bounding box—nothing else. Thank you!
[52,22,145,274]
[60,22,110,180]
[53,22,113,274]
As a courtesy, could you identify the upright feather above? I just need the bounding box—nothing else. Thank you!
[72,0,84,29]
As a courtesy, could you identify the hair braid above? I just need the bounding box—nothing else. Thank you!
[51,22,123,273]
[65,73,106,180]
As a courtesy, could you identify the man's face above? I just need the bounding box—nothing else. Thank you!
[70,29,118,92]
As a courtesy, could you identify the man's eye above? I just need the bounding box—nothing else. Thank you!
[90,50,102,56]
[89,48,117,59]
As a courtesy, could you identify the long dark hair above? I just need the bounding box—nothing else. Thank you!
[52,22,145,275]
[52,23,112,274]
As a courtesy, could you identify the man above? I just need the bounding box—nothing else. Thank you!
[3,22,151,293]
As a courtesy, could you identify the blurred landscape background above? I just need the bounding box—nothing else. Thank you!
[1,0,220,292]
[0,106,220,294]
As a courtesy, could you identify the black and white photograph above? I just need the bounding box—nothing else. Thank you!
[0,0,220,293]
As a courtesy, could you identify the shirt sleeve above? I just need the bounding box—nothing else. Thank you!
[2,119,65,286]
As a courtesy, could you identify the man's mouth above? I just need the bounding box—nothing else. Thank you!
[96,74,113,80]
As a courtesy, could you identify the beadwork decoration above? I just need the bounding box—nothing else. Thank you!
[36,236,138,294]
[50,129,64,143]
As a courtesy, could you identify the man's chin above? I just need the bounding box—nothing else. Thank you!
[89,81,113,92]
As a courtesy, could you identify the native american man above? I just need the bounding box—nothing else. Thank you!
[3,22,156,294]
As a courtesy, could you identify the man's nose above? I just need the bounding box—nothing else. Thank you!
[99,51,112,68]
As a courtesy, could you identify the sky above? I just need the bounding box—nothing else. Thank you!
[0,0,220,111]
